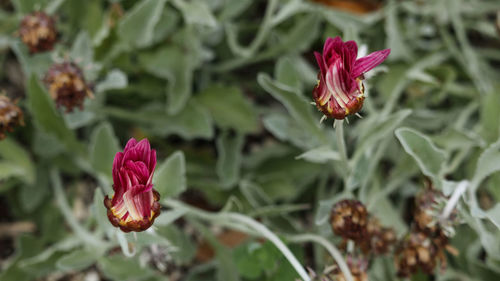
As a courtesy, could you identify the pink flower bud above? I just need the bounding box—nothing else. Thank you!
[313,37,390,119]
[104,138,160,232]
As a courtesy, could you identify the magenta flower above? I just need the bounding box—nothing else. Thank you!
[104,138,160,232]
[313,36,390,119]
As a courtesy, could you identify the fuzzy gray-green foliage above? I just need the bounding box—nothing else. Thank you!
[1,0,500,280]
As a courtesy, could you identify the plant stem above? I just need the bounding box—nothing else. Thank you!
[335,120,348,162]
[163,199,310,281]
[226,213,311,281]
[288,234,354,281]
[334,120,350,178]
[229,0,278,57]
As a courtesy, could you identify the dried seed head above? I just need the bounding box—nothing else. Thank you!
[327,256,368,281]
[414,187,459,236]
[414,188,442,233]
[330,199,368,241]
[44,62,93,112]
[0,95,24,139]
[359,218,397,255]
[394,232,444,277]
[19,11,57,53]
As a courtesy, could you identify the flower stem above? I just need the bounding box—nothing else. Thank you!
[334,120,349,175]
[226,213,311,281]
[288,234,354,281]
[163,199,310,281]
[227,0,278,57]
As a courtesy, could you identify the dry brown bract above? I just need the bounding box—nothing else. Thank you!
[44,62,93,112]
[394,231,446,277]
[19,11,57,54]
[0,95,24,139]
[360,218,397,255]
[323,257,368,281]
[330,199,368,241]
[395,187,459,277]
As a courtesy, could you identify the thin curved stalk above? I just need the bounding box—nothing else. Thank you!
[226,213,311,281]
[163,199,310,281]
[335,120,348,166]
[288,234,354,281]
[228,0,279,57]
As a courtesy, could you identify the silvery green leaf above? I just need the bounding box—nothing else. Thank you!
[118,0,168,48]
[395,127,447,186]
[154,151,187,198]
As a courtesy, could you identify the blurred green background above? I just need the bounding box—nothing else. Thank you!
[1,0,500,280]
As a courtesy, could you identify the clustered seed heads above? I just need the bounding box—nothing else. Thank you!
[0,94,24,139]
[330,199,396,255]
[43,62,93,112]
[327,199,397,280]
[394,187,459,277]
[395,232,438,277]
[329,189,460,278]
[360,218,397,255]
[19,11,57,53]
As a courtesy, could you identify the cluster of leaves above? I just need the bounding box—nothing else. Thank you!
[0,0,499,280]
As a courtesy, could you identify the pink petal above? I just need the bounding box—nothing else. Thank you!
[324,36,343,55]
[123,139,151,165]
[352,49,391,78]
[149,149,157,173]
[313,74,330,106]
[148,150,157,186]
[314,51,327,78]
[112,198,127,218]
[112,152,124,190]
[123,190,143,221]
[323,37,343,67]
[342,41,358,72]
[344,40,358,57]
[124,185,153,219]
[119,167,132,191]
[325,60,356,108]
[124,138,138,152]
[136,190,153,218]
[125,160,149,184]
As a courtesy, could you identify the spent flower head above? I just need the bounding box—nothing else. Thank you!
[19,11,57,54]
[44,62,93,112]
[0,94,24,140]
[330,199,368,241]
[313,36,390,119]
[414,186,460,237]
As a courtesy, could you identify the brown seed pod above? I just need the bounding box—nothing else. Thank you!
[414,188,442,233]
[414,187,459,237]
[394,232,439,277]
[327,256,369,281]
[330,199,368,241]
[359,218,397,255]
[43,62,93,112]
[0,95,24,139]
[19,11,57,54]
